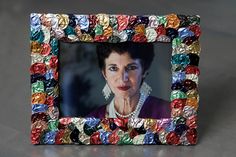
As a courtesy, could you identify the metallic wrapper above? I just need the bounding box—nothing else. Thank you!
[56,14,69,30]
[148,15,159,28]
[186,74,199,84]
[133,134,145,145]
[183,106,197,118]
[166,14,180,29]
[96,14,110,29]
[47,106,59,120]
[31,92,46,104]
[31,80,44,94]
[145,27,157,42]
[117,15,129,31]
[31,41,42,54]
[128,118,144,129]
[31,54,44,64]
[186,41,201,55]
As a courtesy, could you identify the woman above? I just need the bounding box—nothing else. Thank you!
[87,42,171,119]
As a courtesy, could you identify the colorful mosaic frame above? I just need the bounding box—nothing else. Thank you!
[30,13,201,145]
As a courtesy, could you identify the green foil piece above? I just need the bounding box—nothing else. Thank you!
[118,133,133,145]
[173,116,186,125]
[64,26,76,35]
[32,80,44,94]
[95,24,104,35]
[157,16,167,26]
[170,90,187,101]
[48,120,59,131]
[30,29,44,43]
[172,37,182,48]
[188,15,200,25]
[109,15,118,30]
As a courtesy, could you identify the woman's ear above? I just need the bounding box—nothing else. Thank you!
[102,69,107,80]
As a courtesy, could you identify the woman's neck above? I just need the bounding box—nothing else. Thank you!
[114,92,140,116]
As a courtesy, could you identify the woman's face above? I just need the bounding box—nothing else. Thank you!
[103,51,144,99]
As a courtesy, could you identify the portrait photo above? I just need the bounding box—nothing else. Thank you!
[59,41,172,119]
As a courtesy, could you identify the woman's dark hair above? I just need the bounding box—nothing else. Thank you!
[96,42,154,73]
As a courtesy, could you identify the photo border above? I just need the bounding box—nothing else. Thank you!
[30,13,201,145]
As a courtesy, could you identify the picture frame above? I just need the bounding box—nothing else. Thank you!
[30,13,201,145]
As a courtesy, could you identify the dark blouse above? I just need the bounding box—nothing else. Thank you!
[86,96,171,119]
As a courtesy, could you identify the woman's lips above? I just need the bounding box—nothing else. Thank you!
[117,86,131,91]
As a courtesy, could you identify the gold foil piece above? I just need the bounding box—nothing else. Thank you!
[134,24,145,35]
[96,13,110,29]
[186,41,201,55]
[31,41,42,54]
[166,14,180,29]
[31,93,47,104]
[56,14,69,30]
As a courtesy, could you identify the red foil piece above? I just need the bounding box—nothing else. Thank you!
[186,128,197,144]
[31,112,48,123]
[59,117,72,125]
[166,131,180,145]
[31,128,42,144]
[49,55,58,69]
[189,25,201,38]
[30,63,47,75]
[186,115,197,129]
[108,131,120,144]
[171,99,186,109]
[156,25,166,37]
[53,70,58,81]
[132,34,147,42]
[45,96,54,107]
[55,129,65,144]
[117,15,129,31]
[185,65,200,75]
[129,129,139,139]
[90,132,102,144]
[41,43,51,56]
[89,15,97,29]
[114,118,128,131]
[94,35,108,42]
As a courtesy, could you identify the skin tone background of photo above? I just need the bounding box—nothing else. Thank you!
[0,0,235,156]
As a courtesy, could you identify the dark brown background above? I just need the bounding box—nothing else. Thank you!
[0,0,235,156]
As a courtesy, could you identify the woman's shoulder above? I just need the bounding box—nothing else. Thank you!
[86,104,107,118]
[139,96,171,119]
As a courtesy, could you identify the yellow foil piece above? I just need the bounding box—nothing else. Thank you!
[166,14,180,29]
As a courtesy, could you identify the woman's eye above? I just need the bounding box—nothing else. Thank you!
[108,66,118,71]
[127,65,137,71]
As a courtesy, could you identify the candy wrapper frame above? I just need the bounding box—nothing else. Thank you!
[30,13,201,145]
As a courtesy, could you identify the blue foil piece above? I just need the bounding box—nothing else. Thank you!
[178,27,195,40]
[165,121,176,132]
[85,117,100,127]
[45,69,54,80]
[30,13,41,32]
[43,131,57,144]
[171,54,190,65]
[32,104,48,114]
[144,131,155,144]
[172,72,186,84]
[76,15,89,31]
[100,130,111,144]
[50,38,59,55]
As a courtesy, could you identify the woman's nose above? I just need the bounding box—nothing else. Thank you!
[121,70,129,82]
